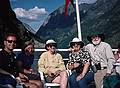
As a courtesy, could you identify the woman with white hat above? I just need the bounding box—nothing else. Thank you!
[38,39,68,88]
[68,38,94,88]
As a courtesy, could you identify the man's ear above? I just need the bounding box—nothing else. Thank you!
[4,41,7,46]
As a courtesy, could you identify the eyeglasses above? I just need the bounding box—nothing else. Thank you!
[91,36,100,39]
[48,44,57,48]
[71,42,80,46]
[6,40,17,44]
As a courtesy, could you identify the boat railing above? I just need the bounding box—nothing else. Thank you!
[12,48,118,61]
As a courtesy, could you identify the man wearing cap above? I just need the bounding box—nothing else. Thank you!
[68,38,94,88]
[38,39,68,88]
[85,34,115,88]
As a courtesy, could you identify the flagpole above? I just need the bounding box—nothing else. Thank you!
[75,0,82,41]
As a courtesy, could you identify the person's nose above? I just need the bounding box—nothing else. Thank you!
[74,44,78,47]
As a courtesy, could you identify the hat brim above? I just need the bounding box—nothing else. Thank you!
[87,34,105,42]
[70,41,84,48]
[45,43,57,50]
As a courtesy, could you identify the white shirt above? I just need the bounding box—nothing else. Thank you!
[85,42,115,73]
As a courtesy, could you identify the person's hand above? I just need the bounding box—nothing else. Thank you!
[76,74,84,81]
[48,67,56,73]
[19,73,29,82]
[68,48,74,53]
[47,71,53,77]
[105,73,111,77]
[16,77,21,84]
[47,68,55,77]
[55,70,61,76]
[74,62,80,68]
[29,68,33,72]
[47,66,56,77]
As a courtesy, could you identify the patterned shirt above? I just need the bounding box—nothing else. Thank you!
[69,49,91,65]
[68,49,91,73]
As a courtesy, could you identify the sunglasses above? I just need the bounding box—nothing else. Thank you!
[6,40,17,44]
[91,36,100,39]
[71,42,80,46]
[48,44,57,48]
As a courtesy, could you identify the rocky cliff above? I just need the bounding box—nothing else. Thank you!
[0,0,42,48]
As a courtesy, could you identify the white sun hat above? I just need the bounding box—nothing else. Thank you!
[46,39,56,44]
[71,38,81,43]
[45,39,57,50]
[70,37,84,48]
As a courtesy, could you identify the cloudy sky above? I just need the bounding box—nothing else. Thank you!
[10,0,97,32]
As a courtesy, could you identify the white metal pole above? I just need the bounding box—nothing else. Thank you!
[75,0,82,41]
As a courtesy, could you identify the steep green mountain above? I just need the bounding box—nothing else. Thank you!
[23,23,36,34]
[0,0,43,48]
[36,0,120,48]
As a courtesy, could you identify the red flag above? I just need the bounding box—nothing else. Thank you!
[65,0,75,16]
[65,0,70,16]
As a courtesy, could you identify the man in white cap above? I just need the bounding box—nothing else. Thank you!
[38,39,68,88]
[85,34,115,88]
[68,38,94,88]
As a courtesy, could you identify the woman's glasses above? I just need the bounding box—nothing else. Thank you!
[48,44,57,48]
[6,40,17,44]
[71,42,80,46]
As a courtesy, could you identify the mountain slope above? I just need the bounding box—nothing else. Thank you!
[37,0,120,48]
[36,5,89,48]
[23,23,36,34]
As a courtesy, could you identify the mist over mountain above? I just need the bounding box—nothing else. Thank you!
[36,0,120,48]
